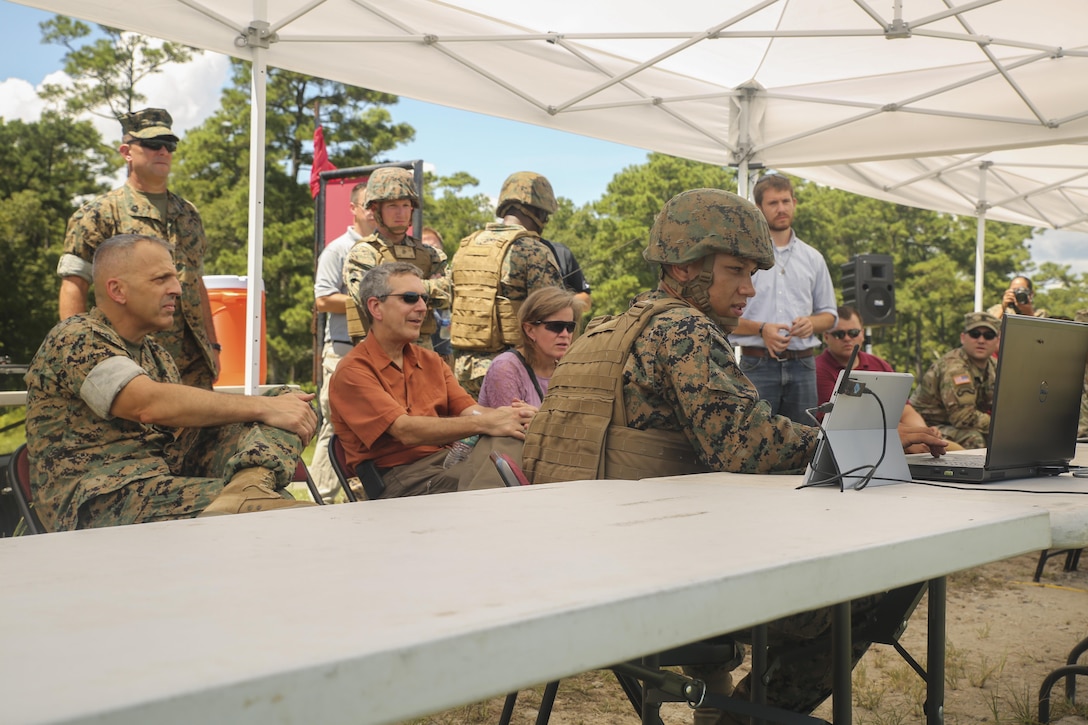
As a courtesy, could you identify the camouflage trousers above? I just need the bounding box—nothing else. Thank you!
[78,389,304,528]
[935,424,986,450]
[452,349,501,399]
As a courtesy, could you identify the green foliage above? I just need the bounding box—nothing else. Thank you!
[171,62,416,382]
[420,171,494,253]
[39,16,198,119]
[0,113,115,368]
[550,153,738,315]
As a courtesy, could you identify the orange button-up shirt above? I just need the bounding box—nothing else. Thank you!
[329,334,476,469]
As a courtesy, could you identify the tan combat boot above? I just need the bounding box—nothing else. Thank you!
[199,467,315,516]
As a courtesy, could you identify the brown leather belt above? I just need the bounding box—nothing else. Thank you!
[742,347,815,361]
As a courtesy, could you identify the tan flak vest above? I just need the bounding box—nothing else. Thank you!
[522,297,712,484]
[346,238,438,344]
[449,227,537,353]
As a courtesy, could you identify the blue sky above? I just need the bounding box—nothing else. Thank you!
[0,0,650,207]
[3,0,1085,274]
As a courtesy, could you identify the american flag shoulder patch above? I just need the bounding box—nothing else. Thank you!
[953,373,971,386]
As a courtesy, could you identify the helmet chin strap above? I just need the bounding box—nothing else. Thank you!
[659,257,739,333]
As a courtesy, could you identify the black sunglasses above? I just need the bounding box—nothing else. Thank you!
[132,139,178,153]
[533,321,577,334]
[966,328,997,340]
[380,292,430,305]
[828,328,862,340]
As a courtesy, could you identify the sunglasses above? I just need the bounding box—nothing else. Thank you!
[380,292,430,305]
[132,139,177,153]
[533,321,577,334]
[966,328,997,340]
[828,328,862,340]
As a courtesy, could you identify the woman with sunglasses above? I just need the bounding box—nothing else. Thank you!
[478,287,583,408]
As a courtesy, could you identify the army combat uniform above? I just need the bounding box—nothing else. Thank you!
[909,346,995,449]
[24,309,303,532]
[58,184,218,389]
[450,223,563,397]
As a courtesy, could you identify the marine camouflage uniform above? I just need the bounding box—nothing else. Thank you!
[58,184,217,389]
[24,309,303,532]
[909,346,995,449]
[523,187,915,720]
[342,230,451,350]
[451,223,563,397]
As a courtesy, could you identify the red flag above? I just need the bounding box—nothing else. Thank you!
[310,125,337,198]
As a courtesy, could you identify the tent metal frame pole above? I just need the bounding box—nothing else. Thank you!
[973,162,991,312]
[245,6,270,394]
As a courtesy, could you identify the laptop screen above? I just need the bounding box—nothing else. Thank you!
[985,314,1088,470]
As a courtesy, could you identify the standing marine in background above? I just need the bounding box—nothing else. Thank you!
[450,171,564,397]
[342,166,450,348]
[57,108,219,389]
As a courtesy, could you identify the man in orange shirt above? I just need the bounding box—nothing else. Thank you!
[329,262,535,498]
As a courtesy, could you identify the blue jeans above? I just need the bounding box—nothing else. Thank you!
[739,354,818,425]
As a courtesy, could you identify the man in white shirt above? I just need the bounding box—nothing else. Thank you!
[728,175,837,424]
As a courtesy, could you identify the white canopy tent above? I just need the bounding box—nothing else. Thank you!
[14,0,1088,389]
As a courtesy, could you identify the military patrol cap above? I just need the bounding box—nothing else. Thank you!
[963,311,1000,334]
[497,171,559,217]
[120,108,178,141]
[364,167,420,209]
[644,188,775,270]
[1076,309,1088,324]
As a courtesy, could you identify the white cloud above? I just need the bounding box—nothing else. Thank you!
[1027,229,1088,276]
[0,77,46,121]
[0,48,228,141]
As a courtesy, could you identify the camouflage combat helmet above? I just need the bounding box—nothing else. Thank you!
[644,188,775,271]
[496,171,558,218]
[364,167,420,209]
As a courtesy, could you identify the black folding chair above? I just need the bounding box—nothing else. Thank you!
[6,444,44,534]
[328,434,385,501]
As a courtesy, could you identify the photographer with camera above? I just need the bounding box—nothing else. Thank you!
[986,275,1047,319]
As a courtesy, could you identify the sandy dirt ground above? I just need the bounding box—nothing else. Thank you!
[409,552,1088,725]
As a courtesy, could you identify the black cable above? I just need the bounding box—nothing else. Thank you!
[851,388,888,491]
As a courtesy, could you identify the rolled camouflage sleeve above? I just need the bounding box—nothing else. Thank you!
[423,248,452,310]
[343,243,381,314]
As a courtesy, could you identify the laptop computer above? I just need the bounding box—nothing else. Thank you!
[907,314,1088,483]
[803,369,915,491]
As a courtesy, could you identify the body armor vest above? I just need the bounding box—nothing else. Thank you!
[450,227,536,353]
[523,297,712,483]
[346,239,438,344]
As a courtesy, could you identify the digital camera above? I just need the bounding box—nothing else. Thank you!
[1013,288,1031,306]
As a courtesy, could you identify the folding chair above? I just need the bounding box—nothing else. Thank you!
[1033,547,1082,582]
[329,435,358,502]
[489,450,531,487]
[328,434,385,501]
[291,459,325,505]
[7,444,44,534]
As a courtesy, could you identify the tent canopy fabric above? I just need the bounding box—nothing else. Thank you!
[14,0,1088,384]
[14,0,1088,230]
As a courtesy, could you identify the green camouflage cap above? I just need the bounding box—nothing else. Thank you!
[120,108,178,141]
[963,311,1000,334]
[364,167,419,208]
[497,171,558,217]
[1075,309,1088,324]
[644,188,775,270]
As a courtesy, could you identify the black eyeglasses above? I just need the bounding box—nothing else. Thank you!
[966,328,997,340]
[380,292,430,305]
[533,321,577,334]
[828,328,862,340]
[132,139,177,153]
